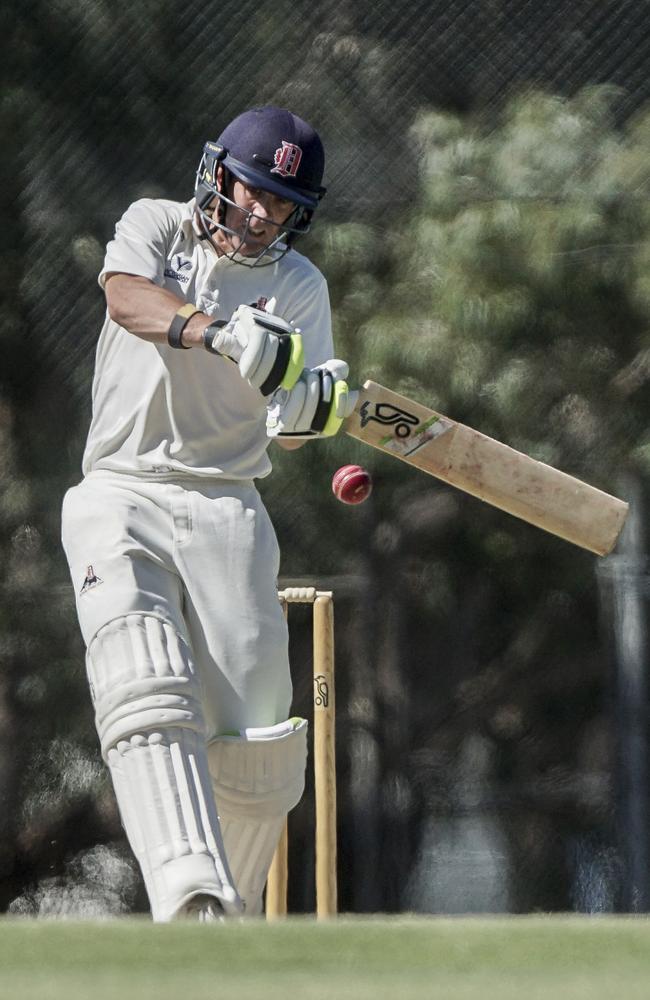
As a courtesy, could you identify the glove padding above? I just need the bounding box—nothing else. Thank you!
[209,303,304,395]
[266,360,358,438]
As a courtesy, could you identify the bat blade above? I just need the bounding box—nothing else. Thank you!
[343,380,628,556]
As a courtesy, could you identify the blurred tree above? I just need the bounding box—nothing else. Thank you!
[269,86,650,912]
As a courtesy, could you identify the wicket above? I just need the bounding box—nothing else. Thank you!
[266,587,337,919]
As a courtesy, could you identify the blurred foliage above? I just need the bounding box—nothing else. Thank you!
[271,85,650,553]
[267,86,650,913]
[2,1,650,916]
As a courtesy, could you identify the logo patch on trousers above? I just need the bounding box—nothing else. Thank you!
[80,565,103,595]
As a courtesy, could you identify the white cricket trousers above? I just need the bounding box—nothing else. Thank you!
[62,472,292,736]
[60,472,298,919]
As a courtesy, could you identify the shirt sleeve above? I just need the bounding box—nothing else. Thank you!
[98,198,183,289]
[280,266,334,369]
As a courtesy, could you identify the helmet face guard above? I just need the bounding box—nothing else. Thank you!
[194,146,313,266]
[193,107,326,268]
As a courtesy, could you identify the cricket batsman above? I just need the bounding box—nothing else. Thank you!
[61,106,355,920]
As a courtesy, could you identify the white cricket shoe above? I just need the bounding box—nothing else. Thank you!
[177,894,225,922]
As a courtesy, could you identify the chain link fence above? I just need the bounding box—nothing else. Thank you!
[8,1,650,397]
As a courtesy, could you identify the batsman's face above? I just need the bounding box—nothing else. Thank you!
[211,169,297,257]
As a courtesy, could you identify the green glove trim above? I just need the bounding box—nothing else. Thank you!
[280,333,305,390]
[321,379,349,437]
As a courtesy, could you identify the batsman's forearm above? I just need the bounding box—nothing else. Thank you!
[104,273,210,346]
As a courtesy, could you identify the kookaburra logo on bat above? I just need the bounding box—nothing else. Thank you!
[359,400,420,438]
[314,674,329,708]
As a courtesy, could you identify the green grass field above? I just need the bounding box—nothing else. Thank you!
[1,916,650,1000]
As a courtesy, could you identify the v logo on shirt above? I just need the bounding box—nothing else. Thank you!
[164,254,192,284]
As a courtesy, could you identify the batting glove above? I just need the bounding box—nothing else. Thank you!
[205,303,304,396]
[266,360,358,438]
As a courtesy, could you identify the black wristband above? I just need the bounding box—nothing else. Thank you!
[203,319,227,355]
[167,303,199,349]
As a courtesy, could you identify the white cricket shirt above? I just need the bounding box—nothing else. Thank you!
[82,198,333,480]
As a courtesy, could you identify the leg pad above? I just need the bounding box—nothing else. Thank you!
[87,615,242,920]
[208,719,307,915]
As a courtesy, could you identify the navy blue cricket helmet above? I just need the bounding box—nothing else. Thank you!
[195,106,327,266]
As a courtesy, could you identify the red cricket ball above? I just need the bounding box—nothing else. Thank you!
[331,464,373,505]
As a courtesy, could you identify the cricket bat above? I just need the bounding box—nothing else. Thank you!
[343,380,628,556]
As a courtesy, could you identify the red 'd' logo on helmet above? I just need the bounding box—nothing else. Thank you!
[271,141,303,178]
